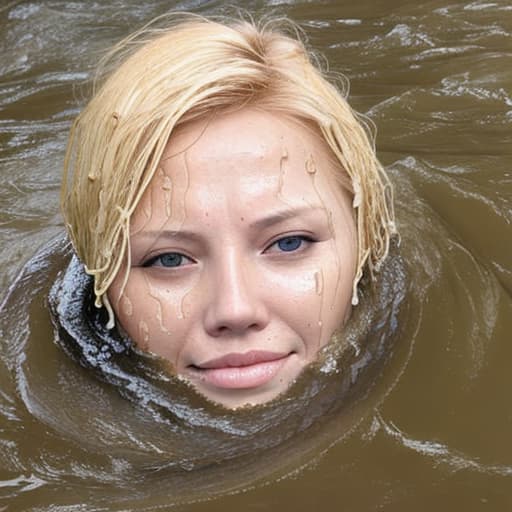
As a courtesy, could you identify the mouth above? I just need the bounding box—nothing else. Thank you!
[189,351,293,390]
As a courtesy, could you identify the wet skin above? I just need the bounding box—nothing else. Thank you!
[108,108,357,408]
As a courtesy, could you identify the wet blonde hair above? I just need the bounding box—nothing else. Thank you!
[61,13,396,327]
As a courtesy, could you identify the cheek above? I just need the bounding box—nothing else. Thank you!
[265,243,354,348]
[108,272,197,361]
[266,268,317,296]
[141,277,190,324]
[108,277,158,352]
[263,259,332,335]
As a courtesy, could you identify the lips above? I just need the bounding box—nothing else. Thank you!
[191,351,291,389]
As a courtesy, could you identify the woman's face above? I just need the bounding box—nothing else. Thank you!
[108,108,357,408]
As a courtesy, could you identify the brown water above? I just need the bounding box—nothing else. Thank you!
[0,1,511,511]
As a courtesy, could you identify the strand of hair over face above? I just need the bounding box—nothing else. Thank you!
[61,12,397,327]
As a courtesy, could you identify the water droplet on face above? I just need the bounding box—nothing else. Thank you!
[138,320,150,350]
[324,208,343,310]
[277,146,288,200]
[306,154,317,174]
[162,176,172,191]
[143,275,173,335]
[181,153,191,223]
[177,294,186,320]
[121,295,133,316]
[176,284,195,322]
[313,269,326,351]
[315,270,324,295]
[163,175,172,218]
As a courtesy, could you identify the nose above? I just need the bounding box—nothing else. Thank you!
[203,255,269,337]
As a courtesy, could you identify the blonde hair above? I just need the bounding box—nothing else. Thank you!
[61,13,396,327]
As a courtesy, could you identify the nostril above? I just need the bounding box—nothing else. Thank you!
[203,273,270,337]
[207,316,268,337]
[215,322,259,334]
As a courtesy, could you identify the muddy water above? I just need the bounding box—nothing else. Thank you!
[0,0,511,511]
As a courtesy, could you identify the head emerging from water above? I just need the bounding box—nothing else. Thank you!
[61,13,395,408]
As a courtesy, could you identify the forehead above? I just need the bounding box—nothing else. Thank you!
[168,108,320,158]
[165,109,340,194]
[133,108,350,230]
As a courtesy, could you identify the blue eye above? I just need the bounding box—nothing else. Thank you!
[277,236,304,252]
[159,253,183,267]
[268,235,315,254]
[143,252,189,268]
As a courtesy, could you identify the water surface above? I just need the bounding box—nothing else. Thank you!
[0,1,511,510]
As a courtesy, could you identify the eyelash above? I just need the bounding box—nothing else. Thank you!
[142,252,194,269]
[142,235,315,268]
[264,234,315,254]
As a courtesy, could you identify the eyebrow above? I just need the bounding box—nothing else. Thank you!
[132,206,327,242]
[131,229,203,243]
[248,206,327,230]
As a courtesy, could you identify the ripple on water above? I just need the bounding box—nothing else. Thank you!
[0,229,410,507]
[0,0,511,510]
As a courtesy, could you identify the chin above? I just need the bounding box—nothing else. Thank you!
[197,386,289,409]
